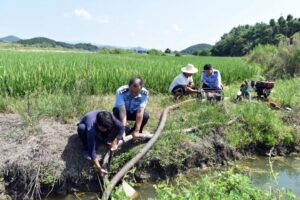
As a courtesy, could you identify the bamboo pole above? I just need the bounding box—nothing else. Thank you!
[101,99,196,200]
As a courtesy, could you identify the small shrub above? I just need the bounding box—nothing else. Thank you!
[248,44,278,69]
[174,51,181,57]
[249,32,300,78]
[146,49,163,56]
[199,49,212,56]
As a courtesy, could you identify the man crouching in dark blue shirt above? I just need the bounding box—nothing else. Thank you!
[77,110,125,176]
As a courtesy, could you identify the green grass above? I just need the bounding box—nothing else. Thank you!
[162,101,294,148]
[142,131,196,168]
[0,50,258,96]
[227,102,294,147]
[271,78,300,107]
[108,101,296,180]
[152,170,296,200]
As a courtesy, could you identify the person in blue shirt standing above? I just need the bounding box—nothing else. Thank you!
[113,77,149,139]
[200,64,223,90]
[77,110,125,176]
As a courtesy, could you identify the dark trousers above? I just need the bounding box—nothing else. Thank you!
[171,85,187,95]
[77,123,88,151]
[113,107,149,133]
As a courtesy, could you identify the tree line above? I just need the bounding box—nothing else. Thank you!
[211,14,300,56]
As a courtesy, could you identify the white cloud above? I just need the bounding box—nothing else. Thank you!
[136,19,144,25]
[172,24,183,33]
[95,16,109,24]
[130,32,136,37]
[73,9,109,24]
[74,9,92,20]
[63,12,71,18]
[163,29,170,34]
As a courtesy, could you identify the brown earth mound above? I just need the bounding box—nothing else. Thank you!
[0,114,109,199]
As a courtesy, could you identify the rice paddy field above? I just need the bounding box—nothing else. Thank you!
[0,50,258,96]
[1,49,300,125]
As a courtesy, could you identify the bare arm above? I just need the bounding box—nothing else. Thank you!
[186,78,197,92]
[186,86,197,93]
[92,159,107,176]
[217,74,222,89]
[118,106,127,126]
[110,138,119,152]
[92,159,101,169]
[135,107,144,131]
[132,107,144,138]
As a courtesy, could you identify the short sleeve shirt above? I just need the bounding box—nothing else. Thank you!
[201,69,221,89]
[169,73,193,93]
[114,85,149,113]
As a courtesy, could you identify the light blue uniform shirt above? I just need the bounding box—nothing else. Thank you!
[201,69,221,89]
[114,85,149,113]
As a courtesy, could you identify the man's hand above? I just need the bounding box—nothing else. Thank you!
[186,86,198,93]
[98,167,108,177]
[110,143,118,153]
[108,138,119,153]
[132,130,140,139]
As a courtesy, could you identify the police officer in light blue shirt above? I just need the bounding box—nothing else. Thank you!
[113,77,149,139]
[200,64,222,90]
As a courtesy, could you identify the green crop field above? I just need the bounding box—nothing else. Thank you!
[0,50,258,97]
[0,50,299,200]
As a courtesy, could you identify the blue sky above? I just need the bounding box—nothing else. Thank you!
[1,0,300,50]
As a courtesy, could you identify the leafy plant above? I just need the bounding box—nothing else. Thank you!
[152,170,296,200]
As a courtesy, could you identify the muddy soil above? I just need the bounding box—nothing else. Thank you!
[0,114,108,199]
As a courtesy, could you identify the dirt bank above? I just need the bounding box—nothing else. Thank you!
[0,113,298,199]
[0,113,106,199]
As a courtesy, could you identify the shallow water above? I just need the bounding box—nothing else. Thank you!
[235,155,300,197]
[46,155,300,200]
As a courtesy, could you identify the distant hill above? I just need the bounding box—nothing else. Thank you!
[2,36,147,52]
[181,43,212,54]
[16,37,99,51]
[0,35,21,42]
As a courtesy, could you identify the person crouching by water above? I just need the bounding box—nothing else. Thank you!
[113,77,149,139]
[77,110,124,176]
[169,64,199,98]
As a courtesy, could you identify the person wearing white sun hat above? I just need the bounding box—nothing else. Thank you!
[169,64,199,97]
